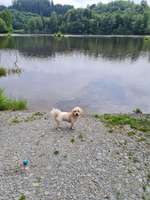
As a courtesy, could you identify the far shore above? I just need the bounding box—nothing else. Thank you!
[0,33,150,38]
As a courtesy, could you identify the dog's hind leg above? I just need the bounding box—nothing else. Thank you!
[56,120,60,129]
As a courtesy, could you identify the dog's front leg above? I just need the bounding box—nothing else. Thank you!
[70,122,74,130]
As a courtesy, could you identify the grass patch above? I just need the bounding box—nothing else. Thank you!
[11,116,22,124]
[24,115,37,122]
[137,136,146,142]
[127,131,136,136]
[18,194,26,200]
[128,152,134,160]
[70,137,75,143]
[108,129,113,133]
[54,150,59,155]
[24,112,44,122]
[142,184,150,200]
[0,67,7,77]
[79,133,84,142]
[147,172,150,182]
[95,114,150,132]
[33,112,44,116]
[11,112,44,125]
[128,152,138,162]
[0,89,27,111]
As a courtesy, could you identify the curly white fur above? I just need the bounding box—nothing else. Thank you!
[51,107,83,129]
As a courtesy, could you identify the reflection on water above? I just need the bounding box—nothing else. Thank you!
[0,35,150,113]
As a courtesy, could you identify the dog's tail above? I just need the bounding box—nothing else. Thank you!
[50,108,61,118]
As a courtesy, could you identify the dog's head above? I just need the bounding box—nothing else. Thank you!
[72,107,83,117]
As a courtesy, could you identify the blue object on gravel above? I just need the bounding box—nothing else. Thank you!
[23,160,29,166]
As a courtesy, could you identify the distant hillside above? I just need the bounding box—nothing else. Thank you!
[0,0,150,35]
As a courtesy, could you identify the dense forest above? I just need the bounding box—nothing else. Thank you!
[0,0,150,35]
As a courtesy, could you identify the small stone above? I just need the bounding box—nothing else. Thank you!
[44,191,49,195]
[32,182,39,187]
[41,133,45,137]
[25,191,30,195]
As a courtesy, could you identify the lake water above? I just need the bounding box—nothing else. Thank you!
[0,35,150,113]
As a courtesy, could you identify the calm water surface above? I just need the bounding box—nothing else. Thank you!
[0,35,150,113]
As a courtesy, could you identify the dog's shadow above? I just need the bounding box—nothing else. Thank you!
[52,126,75,133]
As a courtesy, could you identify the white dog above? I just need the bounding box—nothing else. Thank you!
[51,107,83,129]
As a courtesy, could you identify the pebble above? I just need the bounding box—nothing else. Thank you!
[32,182,40,187]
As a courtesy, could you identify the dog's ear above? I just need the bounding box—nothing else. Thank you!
[79,108,84,116]
[71,108,75,114]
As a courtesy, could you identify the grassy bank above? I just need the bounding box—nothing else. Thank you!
[0,89,27,111]
[95,113,150,132]
[0,66,22,77]
[0,67,7,77]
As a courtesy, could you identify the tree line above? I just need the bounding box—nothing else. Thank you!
[0,0,150,35]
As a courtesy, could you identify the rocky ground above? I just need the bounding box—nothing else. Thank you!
[0,111,150,200]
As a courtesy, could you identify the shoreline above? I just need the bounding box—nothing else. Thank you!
[0,33,150,38]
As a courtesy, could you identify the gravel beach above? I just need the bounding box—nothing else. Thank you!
[0,111,150,200]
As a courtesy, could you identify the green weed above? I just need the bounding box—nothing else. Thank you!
[95,114,150,132]
[0,89,27,111]
[0,67,7,77]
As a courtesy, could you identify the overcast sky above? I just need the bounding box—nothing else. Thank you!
[0,0,147,8]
